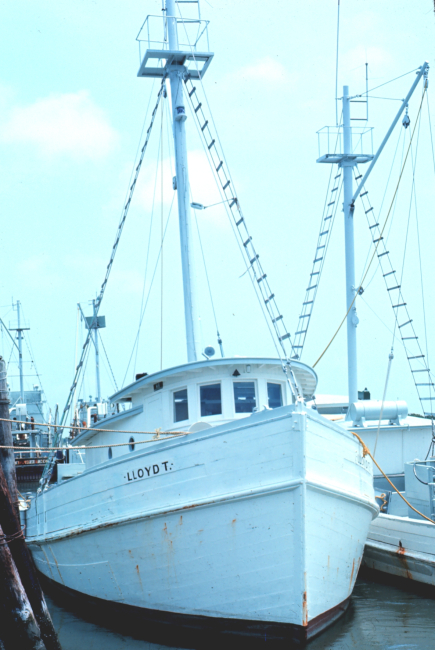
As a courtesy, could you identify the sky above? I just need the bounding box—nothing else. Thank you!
[0,0,434,417]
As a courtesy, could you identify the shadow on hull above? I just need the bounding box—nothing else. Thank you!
[38,572,349,649]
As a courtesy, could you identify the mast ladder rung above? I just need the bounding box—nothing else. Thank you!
[327,201,335,206]
[272,315,283,323]
[195,103,202,113]
[325,215,333,220]
[311,272,320,276]
[387,285,401,291]
[303,300,313,305]
[369,223,379,230]
[201,121,209,131]
[402,336,418,340]
[229,198,237,208]
[306,285,317,291]
[189,86,197,97]
[293,345,303,348]
[222,180,230,190]
[412,369,430,373]
[416,383,433,386]
[331,187,338,192]
[236,217,243,226]
[399,319,412,328]
[300,314,311,319]
[216,161,223,172]
[320,230,329,236]
[295,330,307,336]
[335,174,342,179]
[265,294,275,303]
[361,191,368,196]
[408,355,425,360]
[317,245,325,250]
[383,270,395,277]
[419,398,433,400]
[280,333,291,341]
[208,139,216,150]
[355,174,362,180]
[373,237,383,243]
[257,274,267,283]
[365,207,374,214]
[243,237,252,247]
[393,303,407,308]
[250,255,259,264]
[313,257,323,263]
[378,251,389,257]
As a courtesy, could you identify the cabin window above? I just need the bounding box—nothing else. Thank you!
[200,383,222,417]
[129,437,135,452]
[267,383,283,409]
[233,381,256,413]
[173,388,189,422]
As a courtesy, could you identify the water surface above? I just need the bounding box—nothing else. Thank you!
[44,572,435,650]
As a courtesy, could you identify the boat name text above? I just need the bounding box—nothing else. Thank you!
[125,460,173,482]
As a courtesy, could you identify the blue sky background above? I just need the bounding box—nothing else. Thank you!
[0,0,434,416]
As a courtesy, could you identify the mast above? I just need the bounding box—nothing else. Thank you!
[93,299,101,403]
[9,301,29,404]
[165,0,198,362]
[342,86,358,404]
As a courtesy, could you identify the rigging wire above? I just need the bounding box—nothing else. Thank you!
[123,194,175,386]
[99,333,119,392]
[358,68,419,97]
[132,109,164,378]
[191,197,224,356]
[360,123,406,293]
[313,86,427,368]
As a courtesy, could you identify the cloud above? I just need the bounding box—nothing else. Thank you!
[1,90,119,160]
[229,56,294,84]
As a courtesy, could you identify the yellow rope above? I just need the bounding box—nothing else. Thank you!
[351,430,435,525]
[0,417,185,436]
[313,88,427,369]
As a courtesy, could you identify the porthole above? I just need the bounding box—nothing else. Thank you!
[108,447,112,460]
[129,437,135,452]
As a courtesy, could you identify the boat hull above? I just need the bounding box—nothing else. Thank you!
[25,406,376,642]
[363,513,435,585]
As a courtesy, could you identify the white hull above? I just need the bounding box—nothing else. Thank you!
[363,513,435,585]
[25,405,377,641]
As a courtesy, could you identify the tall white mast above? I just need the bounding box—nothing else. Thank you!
[165,0,198,362]
[342,86,358,404]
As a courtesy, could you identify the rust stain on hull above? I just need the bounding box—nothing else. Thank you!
[349,559,355,592]
[397,541,413,580]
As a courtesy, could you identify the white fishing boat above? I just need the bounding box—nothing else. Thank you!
[21,1,377,644]
[293,54,435,587]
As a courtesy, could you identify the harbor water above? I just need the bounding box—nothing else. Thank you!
[42,571,435,649]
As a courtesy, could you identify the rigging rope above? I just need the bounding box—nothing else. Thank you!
[99,333,119,392]
[313,86,427,369]
[39,79,166,492]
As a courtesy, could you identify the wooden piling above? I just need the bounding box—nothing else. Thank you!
[0,357,19,518]
[0,358,62,650]
[0,522,46,650]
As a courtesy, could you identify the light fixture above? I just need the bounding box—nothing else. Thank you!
[190,197,237,211]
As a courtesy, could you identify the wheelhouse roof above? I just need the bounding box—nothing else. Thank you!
[110,356,317,403]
